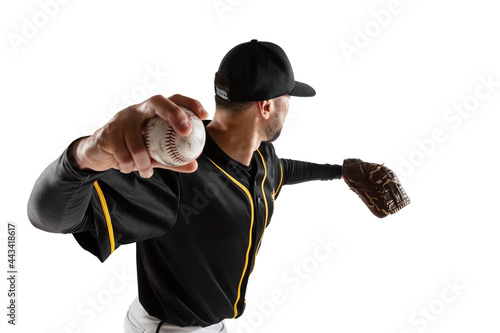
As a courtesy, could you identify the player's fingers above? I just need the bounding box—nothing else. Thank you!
[168,94,209,120]
[148,96,192,136]
[110,134,136,174]
[123,124,154,178]
[151,160,199,173]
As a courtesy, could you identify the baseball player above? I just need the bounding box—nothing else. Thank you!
[28,40,408,333]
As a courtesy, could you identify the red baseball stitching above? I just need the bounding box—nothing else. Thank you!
[165,126,192,165]
[144,120,152,152]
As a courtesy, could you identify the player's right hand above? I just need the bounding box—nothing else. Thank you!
[71,94,209,178]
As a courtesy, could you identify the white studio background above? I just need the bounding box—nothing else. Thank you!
[1,0,499,332]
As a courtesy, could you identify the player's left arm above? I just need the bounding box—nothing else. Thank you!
[280,159,342,185]
[277,158,410,218]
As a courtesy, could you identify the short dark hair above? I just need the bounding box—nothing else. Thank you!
[214,73,254,113]
[214,95,255,113]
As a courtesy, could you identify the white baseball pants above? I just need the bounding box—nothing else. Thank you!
[124,297,228,333]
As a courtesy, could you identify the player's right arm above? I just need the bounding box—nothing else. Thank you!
[28,94,207,233]
[27,142,101,233]
[73,94,208,178]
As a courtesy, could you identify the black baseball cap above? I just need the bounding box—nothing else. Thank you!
[215,39,316,102]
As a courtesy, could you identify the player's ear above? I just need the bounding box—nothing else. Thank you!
[257,100,272,120]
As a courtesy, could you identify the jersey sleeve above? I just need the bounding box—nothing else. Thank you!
[28,140,180,262]
[280,159,342,185]
[27,139,103,234]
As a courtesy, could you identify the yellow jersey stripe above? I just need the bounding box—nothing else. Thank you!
[93,181,115,254]
[251,150,269,273]
[207,158,254,318]
[272,162,284,200]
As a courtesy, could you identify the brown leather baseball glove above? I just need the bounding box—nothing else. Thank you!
[342,159,410,218]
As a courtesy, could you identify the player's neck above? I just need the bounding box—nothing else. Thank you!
[206,111,262,166]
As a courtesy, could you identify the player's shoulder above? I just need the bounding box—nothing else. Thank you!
[257,141,277,155]
[256,141,280,166]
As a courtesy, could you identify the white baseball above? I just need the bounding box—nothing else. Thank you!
[143,107,206,167]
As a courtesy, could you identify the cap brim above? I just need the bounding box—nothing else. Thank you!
[289,81,316,97]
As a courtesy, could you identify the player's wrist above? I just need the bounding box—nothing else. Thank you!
[69,137,94,172]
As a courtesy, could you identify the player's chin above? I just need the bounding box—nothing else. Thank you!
[264,130,282,143]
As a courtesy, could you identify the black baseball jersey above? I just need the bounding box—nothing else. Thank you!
[28,121,341,327]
